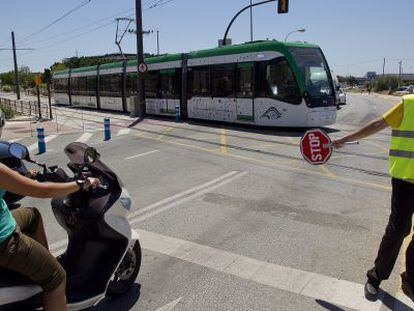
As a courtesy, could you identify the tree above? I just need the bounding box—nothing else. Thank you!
[345,76,358,86]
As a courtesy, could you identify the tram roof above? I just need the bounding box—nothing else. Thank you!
[53,40,319,76]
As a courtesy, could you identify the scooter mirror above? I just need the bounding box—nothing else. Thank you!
[9,143,29,160]
[84,147,100,164]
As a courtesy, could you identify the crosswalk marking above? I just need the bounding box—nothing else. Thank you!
[28,135,58,152]
[75,132,93,143]
[138,229,383,311]
[117,128,131,136]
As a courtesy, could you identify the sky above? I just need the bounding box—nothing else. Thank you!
[0,0,413,77]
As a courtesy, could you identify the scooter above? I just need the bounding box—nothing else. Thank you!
[0,142,142,310]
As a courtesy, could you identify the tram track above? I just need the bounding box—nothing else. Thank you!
[52,108,390,179]
[54,106,390,161]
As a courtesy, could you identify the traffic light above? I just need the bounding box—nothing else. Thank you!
[278,0,289,14]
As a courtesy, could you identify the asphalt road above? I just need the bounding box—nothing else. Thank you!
[3,93,413,311]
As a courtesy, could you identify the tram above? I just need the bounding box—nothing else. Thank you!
[53,40,337,127]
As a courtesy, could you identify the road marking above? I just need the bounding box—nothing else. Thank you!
[8,138,23,143]
[220,128,227,154]
[127,170,244,221]
[318,165,336,178]
[140,135,391,192]
[393,291,414,311]
[157,127,173,141]
[125,150,160,160]
[28,135,58,152]
[155,297,182,311]
[137,229,382,311]
[75,132,93,143]
[117,128,131,136]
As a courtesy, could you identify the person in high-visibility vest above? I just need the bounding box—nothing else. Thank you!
[333,94,414,302]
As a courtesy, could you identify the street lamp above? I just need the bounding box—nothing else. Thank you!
[284,28,306,42]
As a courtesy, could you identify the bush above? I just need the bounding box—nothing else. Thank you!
[0,104,15,119]
[374,76,399,92]
[1,85,12,93]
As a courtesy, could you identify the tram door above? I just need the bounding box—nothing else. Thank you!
[235,62,255,124]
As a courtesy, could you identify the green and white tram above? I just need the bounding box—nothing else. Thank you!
[53,40,337,127]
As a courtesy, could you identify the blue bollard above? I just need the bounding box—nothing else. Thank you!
[174,105,180,122]
[37,127,46,154]
[104,117,111,141]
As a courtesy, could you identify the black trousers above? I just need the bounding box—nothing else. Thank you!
[367,178,414,284]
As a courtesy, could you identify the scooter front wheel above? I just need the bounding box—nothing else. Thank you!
[107,240,142,297]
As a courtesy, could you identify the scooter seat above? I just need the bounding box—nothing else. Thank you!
[0,267,36,288]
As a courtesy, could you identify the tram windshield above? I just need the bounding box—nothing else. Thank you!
[289,47,335,106]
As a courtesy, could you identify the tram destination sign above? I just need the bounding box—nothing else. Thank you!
[300,129,332,165]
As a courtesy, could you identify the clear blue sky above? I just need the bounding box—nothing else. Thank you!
[0,0,412,76]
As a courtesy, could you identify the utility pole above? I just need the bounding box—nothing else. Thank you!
[132,0,146,118]
[249,0,254,42]
[11,32,20,100]
[382,58,386,76]
[398,60,403,87]
[156,30,160,55]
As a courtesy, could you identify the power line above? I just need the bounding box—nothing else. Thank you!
[16,0,93,45]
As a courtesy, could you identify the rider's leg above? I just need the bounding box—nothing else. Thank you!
[43,278,67,311]
[11,207,48,248]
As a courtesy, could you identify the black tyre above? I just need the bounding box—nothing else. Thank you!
[107,241,142,297]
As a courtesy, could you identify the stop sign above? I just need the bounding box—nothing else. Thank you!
[300,129,332,165]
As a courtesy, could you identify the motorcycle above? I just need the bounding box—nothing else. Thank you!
[0,142,142,310]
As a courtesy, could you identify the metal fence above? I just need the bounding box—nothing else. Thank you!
[0,97,52,120]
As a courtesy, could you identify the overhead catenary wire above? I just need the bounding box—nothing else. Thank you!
[16,0,93,46]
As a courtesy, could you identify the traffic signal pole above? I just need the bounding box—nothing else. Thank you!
[132,0,146,118]
[11,31,20,100]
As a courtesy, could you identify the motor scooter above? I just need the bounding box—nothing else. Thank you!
[0,142,141,310]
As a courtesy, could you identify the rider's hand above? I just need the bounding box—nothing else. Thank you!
[83,177,101,191]
[27,169,39,179]
[332,138,347,149]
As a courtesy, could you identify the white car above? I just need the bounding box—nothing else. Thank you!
[394,85,414,95]
[337,88,347,105]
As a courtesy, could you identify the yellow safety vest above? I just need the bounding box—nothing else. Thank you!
[389,94,414,180]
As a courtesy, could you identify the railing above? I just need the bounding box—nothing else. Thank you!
[0,97,52,119]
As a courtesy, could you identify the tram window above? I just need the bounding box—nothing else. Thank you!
[144,71,160,98]
[86,76,96,96]
[212,64,234,97]
[160,69,177,99]
[100,74,122,97]
[265,58,301,105]
[127,73,138,96]
[190,66,211,97]
[54,78,68,94]
[236,63,253,98]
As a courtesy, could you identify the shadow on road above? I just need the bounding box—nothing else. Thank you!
[90,283,141,310]
[315,288,414,311]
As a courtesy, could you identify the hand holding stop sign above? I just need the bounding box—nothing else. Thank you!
[300,129,358,165]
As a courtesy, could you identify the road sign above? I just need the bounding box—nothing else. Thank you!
[34,74,42,86]
[138,63,148,74]
[300,129,332,165]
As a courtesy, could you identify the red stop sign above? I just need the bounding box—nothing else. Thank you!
[300,129,332,165]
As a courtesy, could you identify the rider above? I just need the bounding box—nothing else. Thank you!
[0,162,100,311]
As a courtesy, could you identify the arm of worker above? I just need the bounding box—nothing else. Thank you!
[332,117,389,149]
[0,163,100,198]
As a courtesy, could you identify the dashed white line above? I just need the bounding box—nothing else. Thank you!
[125,150,160,160]
[117,128,131,136]
[75,132,93,143]
[28,135,58,152]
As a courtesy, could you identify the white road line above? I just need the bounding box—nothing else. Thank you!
[28,135,58,152]
[125,150,160,160]
[75,132,93,143]
[137,229,382,311]
[8,138,23,143]
[393,291,414,311]
[117,128,131,136]
[155,297,182,311]
[127,171,240,220]
[130,171,248,224]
